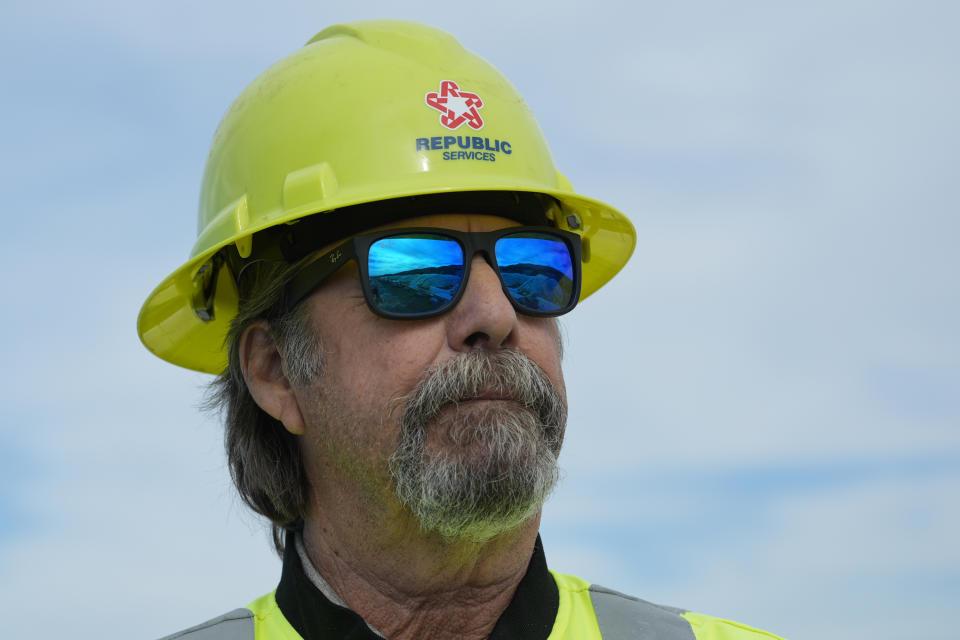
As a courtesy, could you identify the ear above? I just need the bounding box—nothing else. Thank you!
[239,320,307,435]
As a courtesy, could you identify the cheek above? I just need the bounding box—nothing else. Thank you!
[329,321,448,403]
[521,318,566,389]
[304,270,448,402]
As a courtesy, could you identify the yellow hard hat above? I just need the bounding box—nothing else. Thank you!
[137,19,636,374]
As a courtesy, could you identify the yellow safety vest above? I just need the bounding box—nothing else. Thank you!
[163,572,783,639]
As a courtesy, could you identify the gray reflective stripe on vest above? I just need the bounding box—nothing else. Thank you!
[589,585,696,639]
[159,608,254,640]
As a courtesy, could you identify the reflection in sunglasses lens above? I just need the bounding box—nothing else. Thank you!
[368,235,465,314]
[367,231,574,316]
[496,234,574,312]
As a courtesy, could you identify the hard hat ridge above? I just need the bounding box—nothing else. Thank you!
[306,20,468,63]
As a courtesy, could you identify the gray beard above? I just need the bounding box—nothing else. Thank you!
[389,350,566,542]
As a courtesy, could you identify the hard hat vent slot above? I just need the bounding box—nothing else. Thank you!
[283,163,339,213]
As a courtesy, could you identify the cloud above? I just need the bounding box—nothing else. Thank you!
[542,459,960,640]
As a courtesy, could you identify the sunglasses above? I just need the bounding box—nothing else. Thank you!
[282,226,583,319]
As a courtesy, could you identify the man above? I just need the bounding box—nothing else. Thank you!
[139,19,783,640]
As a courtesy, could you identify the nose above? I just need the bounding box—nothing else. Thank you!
[445,254,518,351]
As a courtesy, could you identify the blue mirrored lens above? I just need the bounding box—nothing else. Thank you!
[368,235,465,314]
[495,233,574,312]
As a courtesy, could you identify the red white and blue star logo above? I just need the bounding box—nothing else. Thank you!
[425,80,485,131]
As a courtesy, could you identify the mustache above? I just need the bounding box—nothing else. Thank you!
[398,349,567,441]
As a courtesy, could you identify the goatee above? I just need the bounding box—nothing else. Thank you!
[390,349,566,542]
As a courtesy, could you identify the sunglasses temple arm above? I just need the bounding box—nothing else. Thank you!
[282,239,358,313]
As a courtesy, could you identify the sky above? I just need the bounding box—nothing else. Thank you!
[1,1,958,639]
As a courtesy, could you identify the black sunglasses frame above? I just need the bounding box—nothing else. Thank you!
[282,226,583,319]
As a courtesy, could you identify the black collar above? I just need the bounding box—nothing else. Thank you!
[275,533,559,640]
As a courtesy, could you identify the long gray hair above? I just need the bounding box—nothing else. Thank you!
[205,257,324,555]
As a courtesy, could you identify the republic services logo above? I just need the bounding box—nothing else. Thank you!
[425,80,484,131]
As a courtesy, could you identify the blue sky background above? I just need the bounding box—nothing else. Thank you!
[1,1,958,639]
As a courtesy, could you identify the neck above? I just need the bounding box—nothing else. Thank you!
[300,504,541,640]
